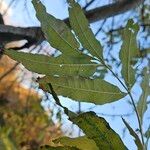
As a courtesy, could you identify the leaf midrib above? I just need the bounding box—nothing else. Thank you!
[52,83,123,95]
[127,30,132,85]
[11,55,99,66]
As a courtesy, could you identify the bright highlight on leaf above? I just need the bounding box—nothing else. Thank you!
[68,0,103,60]
[38,75,126,105]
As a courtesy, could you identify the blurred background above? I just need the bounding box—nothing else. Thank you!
[0,0,149,149]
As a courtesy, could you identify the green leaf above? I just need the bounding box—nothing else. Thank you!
[122,118,143,150]
[40,145,79,150]
[43,85,126,149]
[137,67,150,124]
[71,112,127,150]
[5,50,98,77]
[120,20,139,89]
[38,76,126,105]
[54,136,98,150]
[68,0,103,60]
[32,0,82,57]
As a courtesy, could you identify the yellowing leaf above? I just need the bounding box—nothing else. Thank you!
[38,76,126,105]
[54,136,98,150]
[71,112,127,150]
[40,145,79,150]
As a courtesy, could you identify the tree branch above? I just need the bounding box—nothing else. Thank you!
[0,0,144,48]
[0,24,44,47]
[83,0,143,23]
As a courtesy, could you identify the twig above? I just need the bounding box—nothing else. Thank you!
[48,83,69,116]
[83,0,95,10]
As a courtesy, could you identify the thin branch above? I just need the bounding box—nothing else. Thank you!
[2,0,16,16]
[83,0,95,10]
[48,83,69,116]
[64,0,144,26]
[0,0,144,46]
[47,83,77,119]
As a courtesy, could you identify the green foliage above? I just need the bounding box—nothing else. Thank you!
[4,0,149,149]
[137,67,150,124]
[43,83,127,150]
[32,0,80,57]
[122,118,143,150]
[5,50,97,77]
[71,112,127,150]
[5,0,126,105]
[119,20,139,90]
[38,75,126,104]
[6,0,126,105]
[48,91,126,150]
